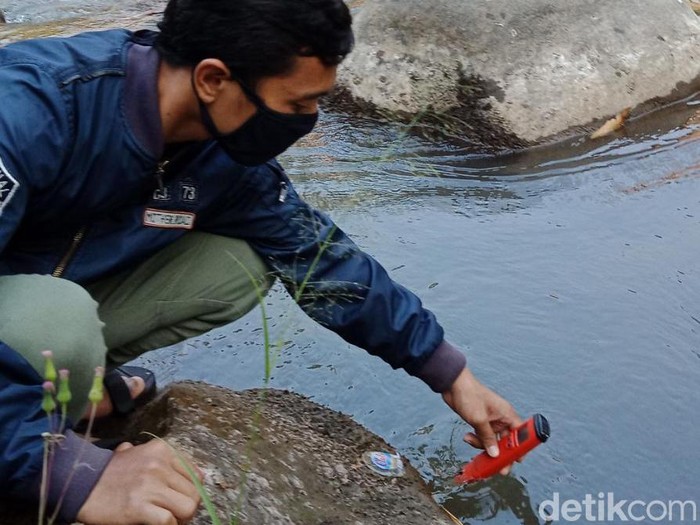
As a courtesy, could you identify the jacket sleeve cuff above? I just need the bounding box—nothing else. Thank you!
[47,430,113,523]
[413,340,466,393]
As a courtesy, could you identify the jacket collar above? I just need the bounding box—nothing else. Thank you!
[124,36,164,160]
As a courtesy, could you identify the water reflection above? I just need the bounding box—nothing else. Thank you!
[440,475,543,525]
[288,98,700,180]
[279,97,700,219]
[409,428,543,525]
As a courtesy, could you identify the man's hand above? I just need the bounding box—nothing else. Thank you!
[442,366,524,475]
[77,440,201,525]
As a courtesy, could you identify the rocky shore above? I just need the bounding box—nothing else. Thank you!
[0,382,455,525]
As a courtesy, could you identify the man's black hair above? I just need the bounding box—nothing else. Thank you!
[156,0,354,86]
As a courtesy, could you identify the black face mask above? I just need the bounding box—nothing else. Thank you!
[195,75,318,166]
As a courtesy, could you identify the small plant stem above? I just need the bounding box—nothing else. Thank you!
[58,405,67,437]
[47,402,97,525]
[222,229,340,522]
[293,226,336,303]
[38,435,51,525]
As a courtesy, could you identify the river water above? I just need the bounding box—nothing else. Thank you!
[144,102,700,524]
[149,107,700,523]
[4,2,700,523]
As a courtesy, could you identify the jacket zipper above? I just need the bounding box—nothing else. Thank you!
[52,226,87,278]
[271,165,289,203]
[278,180,288,203]
[155,161,167,191]
[52,157,166,279]
[51,158,170,279]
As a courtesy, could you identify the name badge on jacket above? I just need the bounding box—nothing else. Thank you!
[143,208,196,230]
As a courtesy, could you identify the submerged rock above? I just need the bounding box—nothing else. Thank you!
[0,382,453,525]
[330,0,700,149]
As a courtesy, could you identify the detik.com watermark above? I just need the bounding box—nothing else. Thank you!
[538,492,698,522]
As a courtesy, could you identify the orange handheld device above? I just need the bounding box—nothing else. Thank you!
[455,414,550,484]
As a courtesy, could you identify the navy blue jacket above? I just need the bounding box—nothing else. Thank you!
[0,29,465,519]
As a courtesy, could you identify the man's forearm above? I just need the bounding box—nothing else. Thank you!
[0,342,111,522]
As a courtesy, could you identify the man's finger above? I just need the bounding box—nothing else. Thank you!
[171,453,202,486]
[114,441,134,452]
[194,464,205,482]
[167,467,201,503]
[155,488,200,522]
[463,432,484,449]
[473,418,500,458]
[503,408,525,430]
[140,504,178,525]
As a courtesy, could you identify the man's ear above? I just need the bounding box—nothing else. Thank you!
[193,59,230,103]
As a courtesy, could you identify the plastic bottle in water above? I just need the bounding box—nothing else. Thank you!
[362,451,405,477]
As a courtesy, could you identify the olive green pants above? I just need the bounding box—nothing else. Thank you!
[0,232,272,421]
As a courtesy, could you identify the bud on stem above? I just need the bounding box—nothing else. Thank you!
[88,366,105,405]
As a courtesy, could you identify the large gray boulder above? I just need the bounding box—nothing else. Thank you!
[333,0,700,148]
